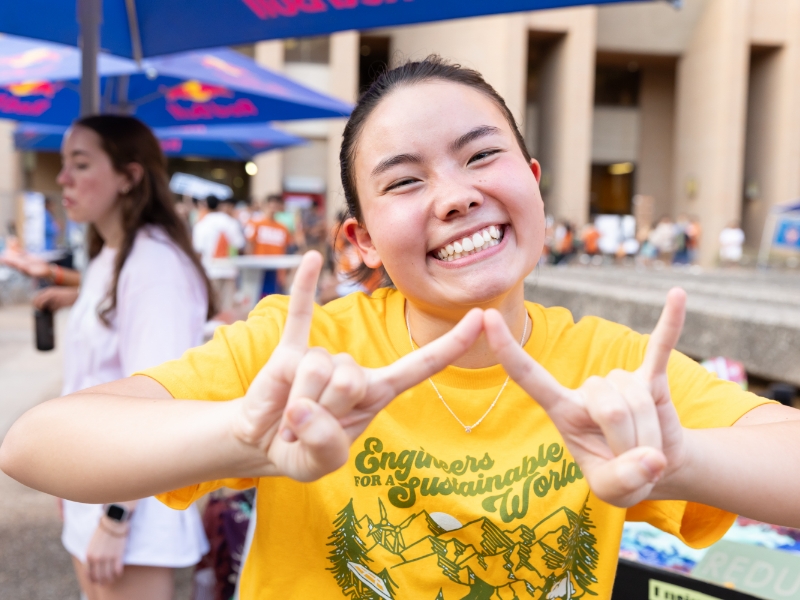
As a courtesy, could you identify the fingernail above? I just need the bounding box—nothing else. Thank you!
[280,427,294,442]
[287,403,312,427]
[639,452,664,481]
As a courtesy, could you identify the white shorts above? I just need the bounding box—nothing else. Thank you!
[62,497,209,568]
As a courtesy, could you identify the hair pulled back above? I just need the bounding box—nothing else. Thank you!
[338,55,532,287]
[77,115,216,324]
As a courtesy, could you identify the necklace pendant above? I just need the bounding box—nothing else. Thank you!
[464,426,472,434]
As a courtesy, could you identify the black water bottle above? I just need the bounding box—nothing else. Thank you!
[34,308,55,351]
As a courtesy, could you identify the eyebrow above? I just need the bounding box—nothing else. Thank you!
[449,125,501,153]
[370,152,423,178]
[67,149,90,158]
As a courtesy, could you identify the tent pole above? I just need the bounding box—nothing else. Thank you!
[78,0,102,116]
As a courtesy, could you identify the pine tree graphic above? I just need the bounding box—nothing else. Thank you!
[540,499,599,598]
[328,499,372,597]
[435,588,445,600]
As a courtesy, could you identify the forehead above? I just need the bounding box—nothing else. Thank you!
[61,125,103,155]
[356,80,511,160]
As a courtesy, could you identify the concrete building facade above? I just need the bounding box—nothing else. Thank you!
[4,0,800,265]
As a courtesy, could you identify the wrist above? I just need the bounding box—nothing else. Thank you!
[98,516,130,537]
[649,429,698,500]
[226,397,280,478]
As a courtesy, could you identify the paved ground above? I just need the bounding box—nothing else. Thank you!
[0,303,193,599]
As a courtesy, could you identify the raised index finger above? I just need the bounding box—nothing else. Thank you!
[374,308,483,397]
[279,251,323,351]
[639,287,686,380]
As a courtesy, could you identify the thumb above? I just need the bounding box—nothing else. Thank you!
[585,446,666,507]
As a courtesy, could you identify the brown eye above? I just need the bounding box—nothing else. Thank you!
[468,149,501,164]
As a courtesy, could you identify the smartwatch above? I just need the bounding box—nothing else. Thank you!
[104,504,133,523]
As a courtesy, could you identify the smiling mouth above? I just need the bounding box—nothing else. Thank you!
[431,225,506,262]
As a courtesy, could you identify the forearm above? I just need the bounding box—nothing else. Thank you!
[656,422,800,527]
[0,393,268,504]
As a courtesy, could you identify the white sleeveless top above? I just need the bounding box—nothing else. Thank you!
[61,226,209,567]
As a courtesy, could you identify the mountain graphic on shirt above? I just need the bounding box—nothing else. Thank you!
[327,497,598,600]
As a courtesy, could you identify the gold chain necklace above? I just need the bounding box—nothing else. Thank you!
[405,306,528,434]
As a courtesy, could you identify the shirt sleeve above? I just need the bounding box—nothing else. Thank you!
[137,296,291,507]
[626,345,777,548]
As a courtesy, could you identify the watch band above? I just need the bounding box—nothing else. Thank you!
[104,503,133,523]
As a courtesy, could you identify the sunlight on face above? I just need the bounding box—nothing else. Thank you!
[57,126,127,225]
[352,81,546,313]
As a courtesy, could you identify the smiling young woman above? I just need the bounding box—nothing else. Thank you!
[3,58,800,600]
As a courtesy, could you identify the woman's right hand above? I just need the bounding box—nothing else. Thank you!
[33,286,79,311]
[85,517,128,585]
[231,251,484,483]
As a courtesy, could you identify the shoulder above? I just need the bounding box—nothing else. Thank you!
[529,302,646,384]
[122,226,196,282]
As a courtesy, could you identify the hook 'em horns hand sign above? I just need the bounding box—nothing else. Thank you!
[484,288,688,508]
[229,251,484,483]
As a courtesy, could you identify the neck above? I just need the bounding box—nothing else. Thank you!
[406,283,530,369]
[93,204,125,250]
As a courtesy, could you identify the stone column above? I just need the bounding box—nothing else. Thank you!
[636,66,676,218]
[528,7,597,226]
[251,41,284,202]
[326,31,359,226]
[0,119,21,240]
[742,0,800,251]
[672,0,751,266]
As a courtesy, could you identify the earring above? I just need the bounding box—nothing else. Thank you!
[121,186,130,195]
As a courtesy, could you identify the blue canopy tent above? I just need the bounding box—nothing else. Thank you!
[14,122,306,160]
[0,0,666,114]
[0,35,352,126]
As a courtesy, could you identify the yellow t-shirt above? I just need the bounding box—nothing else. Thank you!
[142,288,770,600]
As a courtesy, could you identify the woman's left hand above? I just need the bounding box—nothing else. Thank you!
[484,288,688,508]
[85,517,128,585]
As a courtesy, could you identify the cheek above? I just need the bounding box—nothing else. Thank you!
[75,170,118,211]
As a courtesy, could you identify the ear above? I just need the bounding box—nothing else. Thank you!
[529,159,542,184]
[124,162,145,190]
[344,217,383,269]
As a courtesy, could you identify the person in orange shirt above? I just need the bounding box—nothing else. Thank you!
[245,194,292,297]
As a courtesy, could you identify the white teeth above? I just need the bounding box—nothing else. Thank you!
[434,225,504,261]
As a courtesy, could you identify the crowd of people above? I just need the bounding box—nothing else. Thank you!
[542,213,745,267]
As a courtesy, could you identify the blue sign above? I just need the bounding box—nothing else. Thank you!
[773,217,800,250]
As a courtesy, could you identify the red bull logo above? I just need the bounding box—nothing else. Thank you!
[166,81,233,103]
[243,0,412,20]
[6,81,60,98]
[0,80,59,117]
[165,80,258,121]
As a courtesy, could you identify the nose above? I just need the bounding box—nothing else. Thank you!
[56,165,70,187]
[431,171,484,221]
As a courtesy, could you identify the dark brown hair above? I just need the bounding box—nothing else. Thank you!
[338,55,532,286]
[77,115,216,324]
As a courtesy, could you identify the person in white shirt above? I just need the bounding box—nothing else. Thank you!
[719,220,745,264]
[7,115,213,600]
[192,195,245,311]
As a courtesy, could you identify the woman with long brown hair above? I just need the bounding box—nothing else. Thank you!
[37,115,211,599]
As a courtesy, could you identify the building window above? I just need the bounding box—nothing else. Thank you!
[594,64,641,107]
[284,36,330,64]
